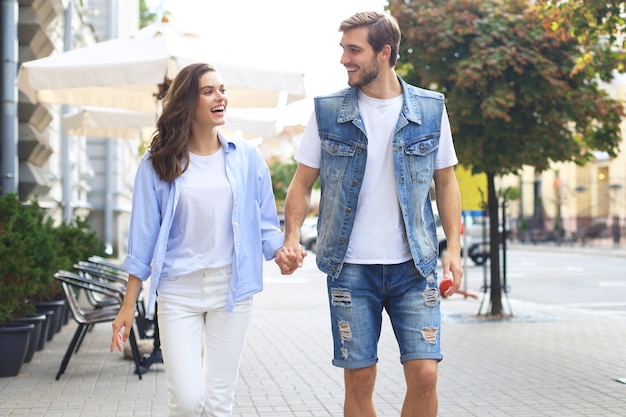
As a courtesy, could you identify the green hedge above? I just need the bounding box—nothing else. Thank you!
[0,193,104,321]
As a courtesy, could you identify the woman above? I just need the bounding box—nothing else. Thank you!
[110,63,300,416]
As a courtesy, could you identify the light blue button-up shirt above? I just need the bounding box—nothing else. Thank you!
[122,133,284,316]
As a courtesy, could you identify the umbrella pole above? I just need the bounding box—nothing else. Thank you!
[61,2,74,224]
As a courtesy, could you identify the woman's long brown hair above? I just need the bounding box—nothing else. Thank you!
[149,63,216,182]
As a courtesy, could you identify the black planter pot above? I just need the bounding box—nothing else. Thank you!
[63,301,70,325]
[32,300,65,341]
[0,323,34,377]
[34,309,53,351]
[12,314,46,363]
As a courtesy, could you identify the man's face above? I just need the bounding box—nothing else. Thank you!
[340,27,380,89]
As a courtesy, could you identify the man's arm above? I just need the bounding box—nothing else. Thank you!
[433,166,463,295]
[275,163,320,274]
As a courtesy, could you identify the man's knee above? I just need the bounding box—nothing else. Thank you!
[404,359,438,389]
[345,366,377,392]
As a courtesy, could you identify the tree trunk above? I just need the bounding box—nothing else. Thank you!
[487,171,503,315]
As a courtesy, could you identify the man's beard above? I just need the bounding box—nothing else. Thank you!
[348,59,379,88]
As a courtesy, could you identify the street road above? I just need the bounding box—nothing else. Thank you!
[460,245,626,317]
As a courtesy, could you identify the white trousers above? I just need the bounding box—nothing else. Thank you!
[157,266,253,417]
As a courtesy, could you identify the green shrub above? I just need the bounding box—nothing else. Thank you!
[0,193,104,320]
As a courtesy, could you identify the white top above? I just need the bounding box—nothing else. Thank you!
[295,91,458,263]
[163,148,234,275]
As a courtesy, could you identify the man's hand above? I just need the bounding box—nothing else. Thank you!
[441,249,463,297]
[275,244,307,275]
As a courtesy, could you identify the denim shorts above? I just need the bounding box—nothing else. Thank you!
[327,259,442,369]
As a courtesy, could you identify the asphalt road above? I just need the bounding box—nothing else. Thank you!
[460,245,626,317]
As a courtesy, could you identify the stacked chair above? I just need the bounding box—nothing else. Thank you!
[53,257,160,380]
[53,269,142,380]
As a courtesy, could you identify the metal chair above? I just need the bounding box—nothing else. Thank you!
[79,258,162,373]
[72,262,124,309]
[73,261,153,340]
[83,257,151,327]
[53,270,144,380]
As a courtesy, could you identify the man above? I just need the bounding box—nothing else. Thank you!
[278,11,463,417]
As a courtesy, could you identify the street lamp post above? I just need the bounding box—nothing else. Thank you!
[609,183,623,247]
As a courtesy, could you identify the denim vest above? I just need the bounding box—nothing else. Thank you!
[314,75,443,279]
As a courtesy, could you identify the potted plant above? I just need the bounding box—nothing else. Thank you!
[0,193,42,376]
[0,323,34,377]
[31,216,104,339]
[0,194,37,322]
[0,193,105,373]
[4,197,67,342]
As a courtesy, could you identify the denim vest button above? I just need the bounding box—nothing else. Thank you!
[352,179,358,186]
[338,237,345,244]
[345,207,352,214]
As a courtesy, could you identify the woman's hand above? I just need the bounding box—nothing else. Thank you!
[110,304,136,352]
[274,245,307,275]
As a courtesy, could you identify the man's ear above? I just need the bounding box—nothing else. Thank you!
[379,44,393,63]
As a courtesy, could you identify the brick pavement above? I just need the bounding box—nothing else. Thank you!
[1,247,626,416]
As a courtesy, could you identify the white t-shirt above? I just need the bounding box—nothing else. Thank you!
[295,91,458,264]
[163,149,234,276]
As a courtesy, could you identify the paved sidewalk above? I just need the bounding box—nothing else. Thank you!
[1,249,626,416]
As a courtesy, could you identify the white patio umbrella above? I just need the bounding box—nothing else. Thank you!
[17,19,307,112]
[62,99,312,141]
[62,107,155,140]
[224,98,312,138]
[18,18,307,229]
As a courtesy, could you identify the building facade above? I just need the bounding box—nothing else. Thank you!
[7,0,141,256]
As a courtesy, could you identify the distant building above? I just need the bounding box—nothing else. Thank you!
[10,0,140,256]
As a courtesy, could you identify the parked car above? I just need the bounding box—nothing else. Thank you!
[300,216,318,252]
[463,212,512,265]
[277,215,318,252]
[433,204,470,261]
[463,213,490,265]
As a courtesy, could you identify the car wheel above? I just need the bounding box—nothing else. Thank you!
[438,242,447,259]
[468,243,488,265]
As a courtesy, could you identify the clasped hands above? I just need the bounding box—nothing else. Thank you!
[275,244,307,275]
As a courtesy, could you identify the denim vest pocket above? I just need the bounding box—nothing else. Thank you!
[321,137,359,185]
[321,137,358,157]
[403,135,439,183]
[404,135,438,156]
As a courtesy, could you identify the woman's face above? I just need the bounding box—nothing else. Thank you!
[194,71,228,128]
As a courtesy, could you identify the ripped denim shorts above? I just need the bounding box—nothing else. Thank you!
[327,259,442,369]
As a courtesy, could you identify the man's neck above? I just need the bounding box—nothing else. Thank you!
[359,69,402,100]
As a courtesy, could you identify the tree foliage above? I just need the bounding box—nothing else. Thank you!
[139,0,157,28]
[537,0,625,80]
[388,0,624,175]
[269,159,298,207]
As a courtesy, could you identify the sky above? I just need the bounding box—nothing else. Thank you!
[145,0,387,97]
